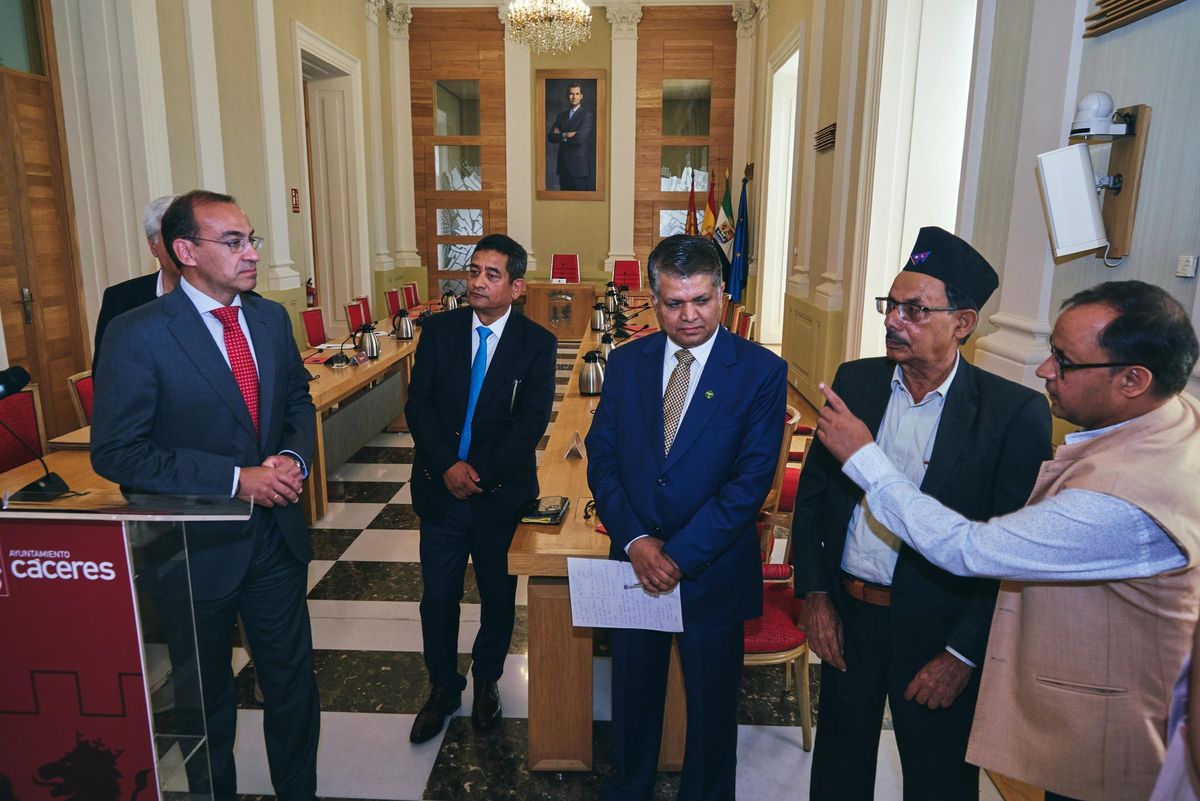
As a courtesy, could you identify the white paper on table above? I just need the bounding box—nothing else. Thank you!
[314,343,350,350]
[567,557,683,633]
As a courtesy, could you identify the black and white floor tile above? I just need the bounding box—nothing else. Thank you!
[192,340,1006,800]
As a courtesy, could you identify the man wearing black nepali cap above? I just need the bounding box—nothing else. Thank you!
[792,226,1052,800]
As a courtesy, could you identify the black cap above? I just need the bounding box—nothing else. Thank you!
[901,226,998,310]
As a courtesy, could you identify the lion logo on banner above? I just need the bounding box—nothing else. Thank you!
[0,732,151,801]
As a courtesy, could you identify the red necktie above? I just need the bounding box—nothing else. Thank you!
[211,306,260,435]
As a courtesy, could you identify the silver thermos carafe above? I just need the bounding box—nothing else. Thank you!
[605,283,620,315]
[590,302,608,331]
[441,291,459,311]
[600,332,615,360]
[354,326,381,359]
[579,349,606,396]
[391,308,414,340]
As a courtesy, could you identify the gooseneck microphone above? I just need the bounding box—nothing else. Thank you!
[0,366,71,501]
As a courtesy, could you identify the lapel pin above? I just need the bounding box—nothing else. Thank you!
[704,390,714,399]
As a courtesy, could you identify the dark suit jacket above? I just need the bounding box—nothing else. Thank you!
[90,287,316,600]
[93,272,159,374]
[791,357,1051,667]
[548,106,595,181]
[586,328,788,624]
[405,307,556,525]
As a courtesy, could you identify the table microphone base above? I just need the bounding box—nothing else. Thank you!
[12,472,70,502]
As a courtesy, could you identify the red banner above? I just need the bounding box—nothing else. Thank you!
[0,519,157,800]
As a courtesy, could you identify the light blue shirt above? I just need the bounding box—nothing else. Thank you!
[842,414,1187,582]
[178,277,307,495]
[841,357,959,586]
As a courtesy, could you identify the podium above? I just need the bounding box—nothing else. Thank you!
[524,282,597,339]
[0,490,251,800]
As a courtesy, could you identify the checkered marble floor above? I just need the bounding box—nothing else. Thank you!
[212,341,1006,800]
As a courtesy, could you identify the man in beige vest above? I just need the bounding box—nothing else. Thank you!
[812,280,1200,801]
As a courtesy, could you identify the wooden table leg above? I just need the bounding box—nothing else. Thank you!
[527,576,593,771]
[658,637,687,770]
[302,411,327,525]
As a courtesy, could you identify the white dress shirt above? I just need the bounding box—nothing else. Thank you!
[470,305,511,374]
[178,277,306,494]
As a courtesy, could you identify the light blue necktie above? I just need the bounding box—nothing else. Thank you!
[458,325,492,460]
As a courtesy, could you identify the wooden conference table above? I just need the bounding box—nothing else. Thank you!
[301,331,419,522]
[508,325,687,772]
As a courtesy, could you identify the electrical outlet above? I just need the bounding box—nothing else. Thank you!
[1176,255,1197,279]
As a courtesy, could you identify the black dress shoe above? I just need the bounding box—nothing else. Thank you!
[471,679,502,731]
[410,686,461,743]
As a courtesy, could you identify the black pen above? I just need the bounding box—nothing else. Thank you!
[623,582,642,590]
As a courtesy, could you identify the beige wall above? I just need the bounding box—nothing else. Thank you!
[157,0,197,192]
[530,8,613,283]
[1050,0,1200,315]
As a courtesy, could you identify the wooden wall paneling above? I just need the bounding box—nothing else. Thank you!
[634,6,737,266]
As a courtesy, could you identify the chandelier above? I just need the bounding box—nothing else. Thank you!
[505,0,593,54]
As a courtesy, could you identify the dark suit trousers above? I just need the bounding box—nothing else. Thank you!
[167,519,320,801]
[604,622,744,801]
[419,499,518,691]
[559,173,594,191]
[811,593,980,801]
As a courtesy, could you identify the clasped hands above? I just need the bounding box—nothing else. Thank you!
[238,455,304,507]
[628,537,682,593]
[443,460,483,500]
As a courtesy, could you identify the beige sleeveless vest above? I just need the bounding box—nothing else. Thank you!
[967,393,1200,801]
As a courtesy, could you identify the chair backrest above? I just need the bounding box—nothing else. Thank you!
[67,370,94,427]
[551,254,581,283]
[354,295,373,324]
[385,288,402,317]
[738,312,756,340]
[764,405,802,516]
[0,386,46,474]
[345,300,366,333]
[300,307,327,348]
[403,282,420,309]
[727,303,745,333]
[613,259,642,290]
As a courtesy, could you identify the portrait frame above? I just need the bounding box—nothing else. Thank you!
[536,70,606,201]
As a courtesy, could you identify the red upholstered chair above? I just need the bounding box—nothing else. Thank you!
[551,254,581,283]
[613,259,642,290]
[385,288,402,317]
[353,295,373,324]
[738,312,756,340]
[300,307,328,348]
[0,386,47,474]
[345,300,366,333]
[763,406,802,515]
[403,282,421,309]
[67,371,94,427]
[744,583,812,751]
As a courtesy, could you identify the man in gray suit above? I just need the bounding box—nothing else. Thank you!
[92,190,319,800]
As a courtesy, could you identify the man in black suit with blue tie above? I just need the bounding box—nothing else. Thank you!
[406,234,557,743]
[548,82,595,191]
[91,190,320,800]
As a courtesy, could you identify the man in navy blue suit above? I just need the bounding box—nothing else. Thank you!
[92,190,319,800]
[587,235,787,800]
[547,82,595,191]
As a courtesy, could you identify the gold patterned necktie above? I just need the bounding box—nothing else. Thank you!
[662,348,695,454]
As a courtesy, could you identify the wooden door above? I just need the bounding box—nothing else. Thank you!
[0,4,88,438]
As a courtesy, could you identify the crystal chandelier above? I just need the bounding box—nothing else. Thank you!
[505,0,593,54]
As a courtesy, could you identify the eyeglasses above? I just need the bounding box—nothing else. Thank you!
[1047,344,1141,380]
[191,235,265,254]
[874,296,959,325]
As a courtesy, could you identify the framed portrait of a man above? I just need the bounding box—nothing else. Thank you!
[537,70,605,201]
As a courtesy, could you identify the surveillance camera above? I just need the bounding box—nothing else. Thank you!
[1071,91,1128,138]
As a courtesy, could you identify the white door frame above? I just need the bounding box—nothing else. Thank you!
[291,23,370,327]
[753,26,805,343]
